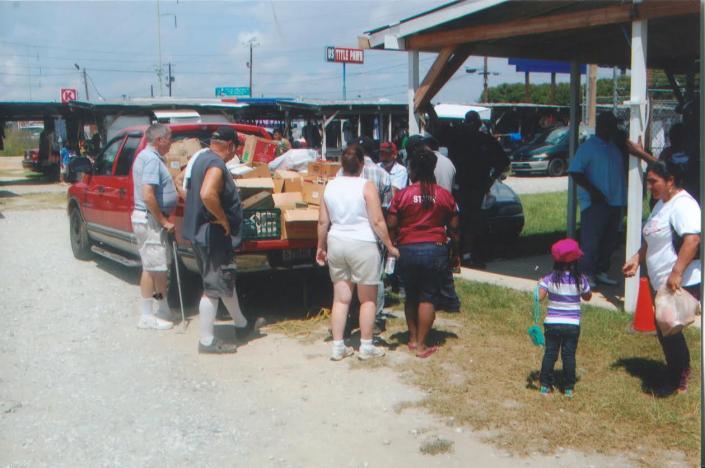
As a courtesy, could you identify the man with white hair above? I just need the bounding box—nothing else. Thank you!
[131,123,179,330]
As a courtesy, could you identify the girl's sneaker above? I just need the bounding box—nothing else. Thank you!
[330,345,354,361]
[539,386,551,396]
[564,389,574,398]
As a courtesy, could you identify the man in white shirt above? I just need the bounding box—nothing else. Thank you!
[423,135,456,193]
[377,141,408,191]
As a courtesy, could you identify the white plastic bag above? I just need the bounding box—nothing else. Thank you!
[267,149,319,172]
[654,285,701,336]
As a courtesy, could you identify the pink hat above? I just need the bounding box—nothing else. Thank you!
[551,238,584,263]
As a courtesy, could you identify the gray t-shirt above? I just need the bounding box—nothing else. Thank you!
[132,145,178,214]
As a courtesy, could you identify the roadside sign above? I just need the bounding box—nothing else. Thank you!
[325,47,364,64]
[60,88,77,103]
[215,87,250,97]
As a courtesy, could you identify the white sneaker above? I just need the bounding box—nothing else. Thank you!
[330,345,354,361]
[595,272,618,286]
[137,315,174,330]
[358,345,386,361]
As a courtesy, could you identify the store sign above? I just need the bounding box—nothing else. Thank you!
[60,88,77,103]
[215,87,250,97]
[325,47,364,64]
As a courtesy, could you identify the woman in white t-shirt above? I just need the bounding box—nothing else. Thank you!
[623,160,701,395]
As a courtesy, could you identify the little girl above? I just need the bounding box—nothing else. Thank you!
[537,238,592,397]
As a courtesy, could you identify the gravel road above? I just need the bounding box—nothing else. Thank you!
[0,208,629,467]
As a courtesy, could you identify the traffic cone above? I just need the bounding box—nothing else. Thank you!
[632,277,656,333]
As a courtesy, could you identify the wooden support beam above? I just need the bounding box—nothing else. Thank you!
[413,46,472,112]
[407,1,699,51]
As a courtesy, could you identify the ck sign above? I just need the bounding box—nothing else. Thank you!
[61,88,77,104]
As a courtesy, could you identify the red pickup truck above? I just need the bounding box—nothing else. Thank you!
[66,122,317,304]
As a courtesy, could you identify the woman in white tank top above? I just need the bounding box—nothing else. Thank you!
[316,145,399,361]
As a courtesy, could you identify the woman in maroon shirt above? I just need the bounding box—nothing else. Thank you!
[388,147,460,358]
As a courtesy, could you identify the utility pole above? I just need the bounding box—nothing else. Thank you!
[587,64,598,128]
[166,62,175,97]
[156,0,163,96]
[83,68,90,101]
[245,37,259,98]
[482,56,489,102]
[150,84,154,98]
[612,66,619,112]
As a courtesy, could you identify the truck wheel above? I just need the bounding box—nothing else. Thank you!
[547,158,566,177]
[69,208,93,260]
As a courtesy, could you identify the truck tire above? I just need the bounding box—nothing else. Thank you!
[69,208,93,260]
[547,158,566,177]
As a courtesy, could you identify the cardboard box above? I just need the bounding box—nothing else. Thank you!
[302,181,325,205]
[165,137,204,176]
[273,192,304,209]
[235,177,274,200]
[273,178,285,194]
[284,177,303,193]
[308,161,341,178]
[241,191,274,210]
[281,208,319,240]
[241,163,270,179]
[240,134,278,165]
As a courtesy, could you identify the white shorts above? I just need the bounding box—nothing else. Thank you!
[326,234,381,285]
[132,210,168,272]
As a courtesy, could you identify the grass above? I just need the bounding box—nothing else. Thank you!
[0,130,38,157]
[383,281,700,466]
[0,191,66,211]
[512,191,573,257]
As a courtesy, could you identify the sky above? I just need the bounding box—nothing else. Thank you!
[0,0,592,104]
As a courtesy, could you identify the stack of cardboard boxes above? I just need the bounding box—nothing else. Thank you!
[234,161,341,240]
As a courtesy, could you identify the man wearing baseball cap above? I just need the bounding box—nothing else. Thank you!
[182,126,264,354]
[377,141,408,190]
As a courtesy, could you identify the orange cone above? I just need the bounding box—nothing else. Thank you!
[632,277,656,333]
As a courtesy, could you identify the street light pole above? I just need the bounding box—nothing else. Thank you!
[245,38,259,98]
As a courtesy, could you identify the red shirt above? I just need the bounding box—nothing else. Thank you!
[389,182,458,245]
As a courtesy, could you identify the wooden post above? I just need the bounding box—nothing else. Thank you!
[524,71,531,102]
[550,72,556,104]
[567,60,581,239]
[624,10,648,313]
[588,64,598,128]
[408,51,420,135]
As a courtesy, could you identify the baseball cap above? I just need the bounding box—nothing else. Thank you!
[551,238,584,263]
[211,126,238,143]
[380,141,397,154]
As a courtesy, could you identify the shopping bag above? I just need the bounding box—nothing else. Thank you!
[528,286,545,346]
[654,285,701,337]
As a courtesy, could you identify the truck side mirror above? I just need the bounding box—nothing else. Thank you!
[67,156,93,183]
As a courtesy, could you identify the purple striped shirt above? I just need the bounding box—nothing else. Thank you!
[538,272,590,326]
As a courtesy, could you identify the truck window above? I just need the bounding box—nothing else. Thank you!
[114,136,142,176]
[95,137,124,176]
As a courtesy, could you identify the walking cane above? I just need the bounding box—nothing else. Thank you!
[171,238,189,333]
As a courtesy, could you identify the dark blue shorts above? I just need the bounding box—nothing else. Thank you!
[397,242,448,305]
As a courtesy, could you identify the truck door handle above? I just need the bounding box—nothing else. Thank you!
[97,186,105,193]
[119,188,126,198]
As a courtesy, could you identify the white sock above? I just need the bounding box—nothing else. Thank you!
[222,288,248,328]
[360,339,374,350]
[156,298,171,318]
[140,298,153,317]
[332,340,345,350]
[199,296,218,346]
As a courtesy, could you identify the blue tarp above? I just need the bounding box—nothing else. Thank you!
[508,59,586,75]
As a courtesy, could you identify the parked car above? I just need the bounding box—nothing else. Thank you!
[481,177,524,241]
[510,126,590,177]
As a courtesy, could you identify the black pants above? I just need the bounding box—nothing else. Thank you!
[540,324,580,389]
[656,283,698,386]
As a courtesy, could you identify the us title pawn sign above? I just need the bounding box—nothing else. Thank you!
[61,88,77,104]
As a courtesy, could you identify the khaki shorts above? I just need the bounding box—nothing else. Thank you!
[132,210,168,272]
[327,234,381,285]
